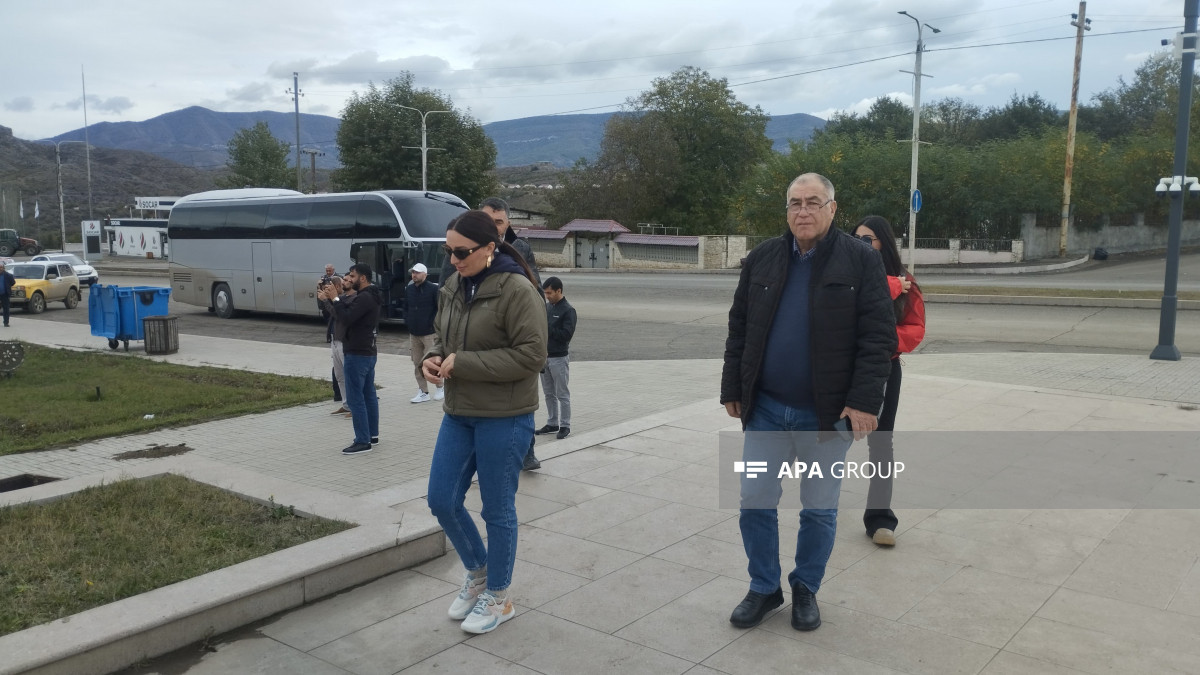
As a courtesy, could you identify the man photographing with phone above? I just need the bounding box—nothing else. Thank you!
[721,173,895,633]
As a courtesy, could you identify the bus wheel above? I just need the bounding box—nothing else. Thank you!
[213,283,236,319]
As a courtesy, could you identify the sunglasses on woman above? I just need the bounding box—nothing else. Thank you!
[442,244,485,260]
[857,234,877,244]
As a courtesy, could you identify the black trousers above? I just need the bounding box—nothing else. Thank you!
[0,294,9,326]
[864,358,902,535]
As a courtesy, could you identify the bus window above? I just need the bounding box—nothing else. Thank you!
[266,202,311,239]
[225,204,268,238]
[357,198,402,239]
[308,198,361,239]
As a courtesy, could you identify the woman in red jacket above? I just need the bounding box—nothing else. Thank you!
[853,216,926,547]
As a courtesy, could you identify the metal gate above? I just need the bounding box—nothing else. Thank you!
[574,236,610,268]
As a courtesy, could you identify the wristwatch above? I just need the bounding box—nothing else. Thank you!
[332,296,340,302]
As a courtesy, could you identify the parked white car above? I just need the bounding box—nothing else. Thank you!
[31,253,98,286]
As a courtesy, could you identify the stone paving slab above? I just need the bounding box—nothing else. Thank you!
[8,319,1200,674]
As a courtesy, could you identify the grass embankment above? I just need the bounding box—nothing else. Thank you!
[0,343,329,455]
[0,474,354,636]
[922,285,1200,301]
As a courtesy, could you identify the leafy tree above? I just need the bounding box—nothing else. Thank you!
[216,122,296,190]
[976,93,1063,140]
[922,98,983,145]
[820,96,913,140]
[550,66,770,233]
[335,73,497,206]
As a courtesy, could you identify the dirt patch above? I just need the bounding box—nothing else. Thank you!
[113,444,194,460]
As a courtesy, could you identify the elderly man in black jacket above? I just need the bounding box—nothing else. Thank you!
[721,172,896,632]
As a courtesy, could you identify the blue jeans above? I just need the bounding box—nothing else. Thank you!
[342,353,378,444]
[740,393,851,595]
[427,412,533,591]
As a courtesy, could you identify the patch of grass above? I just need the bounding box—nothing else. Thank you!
[922,285,1200,301]
[0,474,354,637]
[0,343,329,455]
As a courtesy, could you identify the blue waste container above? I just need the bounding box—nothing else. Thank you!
[88,284,171,350]
[116,287,171,340]
[88,284,120,339]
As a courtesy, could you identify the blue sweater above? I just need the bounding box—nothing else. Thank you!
[758,248,815,409]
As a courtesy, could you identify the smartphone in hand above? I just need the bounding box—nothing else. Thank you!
[834,417,854,442]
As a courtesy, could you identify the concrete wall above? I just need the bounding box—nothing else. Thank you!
[611,244,697,270]
[698,236,750,269]
[527,239,572,268]
[1021,213,1200,259]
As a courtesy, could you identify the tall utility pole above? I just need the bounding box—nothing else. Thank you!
[285,73,303,191]
[54,140,87,251]
[81,66,94,219]
[300,148,324,193]
[899,10,939,276]
[397,105,451,192]
[1150,0,1199,361]
[1059,3,1092,257]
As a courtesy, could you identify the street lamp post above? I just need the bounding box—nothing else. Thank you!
[54,140,89,252]
[899,10,940,276]
[397,105,452,192]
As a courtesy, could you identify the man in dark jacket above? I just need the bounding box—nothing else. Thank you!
[535,276,577,440]
[721,173,896,632]
[0,262,15,327]
[321,263,383,456]
[405,262,442,403]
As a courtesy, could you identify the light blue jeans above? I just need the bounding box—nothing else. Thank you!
[426,412,533,591]
[740,393,851,595]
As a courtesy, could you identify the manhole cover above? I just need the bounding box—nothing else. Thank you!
[0,473,61,493]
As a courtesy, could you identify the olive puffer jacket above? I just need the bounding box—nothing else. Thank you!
[426,258,547,417]
[721,227,897,430]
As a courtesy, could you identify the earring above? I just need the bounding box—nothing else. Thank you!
[486,254,493,268]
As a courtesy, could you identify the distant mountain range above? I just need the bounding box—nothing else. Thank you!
[43,106,825,170]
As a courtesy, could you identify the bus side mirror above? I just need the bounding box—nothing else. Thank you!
[350,243,361,259]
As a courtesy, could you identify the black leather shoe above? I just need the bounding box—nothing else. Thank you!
[556,426,571,439]
[534,424,559,435]
[342,442,372,456]
[370,436,379,444]
[791,583,821,631]
[729,588,784,628]
[522,449,541,471]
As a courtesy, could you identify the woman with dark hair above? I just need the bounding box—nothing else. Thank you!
[422,209,547,634]
[852,215,926,547]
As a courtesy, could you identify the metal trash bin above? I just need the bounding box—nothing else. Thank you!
[143,315,179,355]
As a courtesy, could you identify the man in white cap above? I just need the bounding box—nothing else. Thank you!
[405,262,442,402]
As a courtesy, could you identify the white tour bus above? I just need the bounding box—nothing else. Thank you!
[167,188,466,322]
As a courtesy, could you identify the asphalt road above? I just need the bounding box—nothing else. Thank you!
[923,250,1200,291]
[14,265,1200,359]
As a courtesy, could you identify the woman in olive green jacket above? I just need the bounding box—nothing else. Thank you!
[422,210,546,635]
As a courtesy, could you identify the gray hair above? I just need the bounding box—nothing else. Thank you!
[478,196,510,217]
[785,173,835,203]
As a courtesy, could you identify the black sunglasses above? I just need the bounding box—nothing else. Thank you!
[442,243,485,260]
[857,234,877,243]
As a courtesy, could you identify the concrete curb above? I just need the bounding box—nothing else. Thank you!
[914,255,1090,275]
[0,457,444,675]
[925,293,1200,311]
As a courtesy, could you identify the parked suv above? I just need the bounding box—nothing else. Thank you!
[0,229,43,257]
[6,261,81,313]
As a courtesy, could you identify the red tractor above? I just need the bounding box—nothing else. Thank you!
[0,229,43,257]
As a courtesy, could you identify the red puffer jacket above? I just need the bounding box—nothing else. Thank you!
[886,275,926,356]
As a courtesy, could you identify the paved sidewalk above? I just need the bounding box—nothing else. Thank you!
[4,320,1200,674]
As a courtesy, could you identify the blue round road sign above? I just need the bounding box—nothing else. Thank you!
[911,189,923,214]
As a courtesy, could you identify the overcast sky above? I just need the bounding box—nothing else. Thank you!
[0,0,1186,142]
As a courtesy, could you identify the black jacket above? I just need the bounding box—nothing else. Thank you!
[546,297,577,357]
[405,280,439,336]
[721,227,897,430]
[332,284,383,356]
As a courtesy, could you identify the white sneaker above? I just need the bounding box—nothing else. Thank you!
[410,391,431,403]
[460,590,515,634]
[448,572,487,620]
[433,386,445,401]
